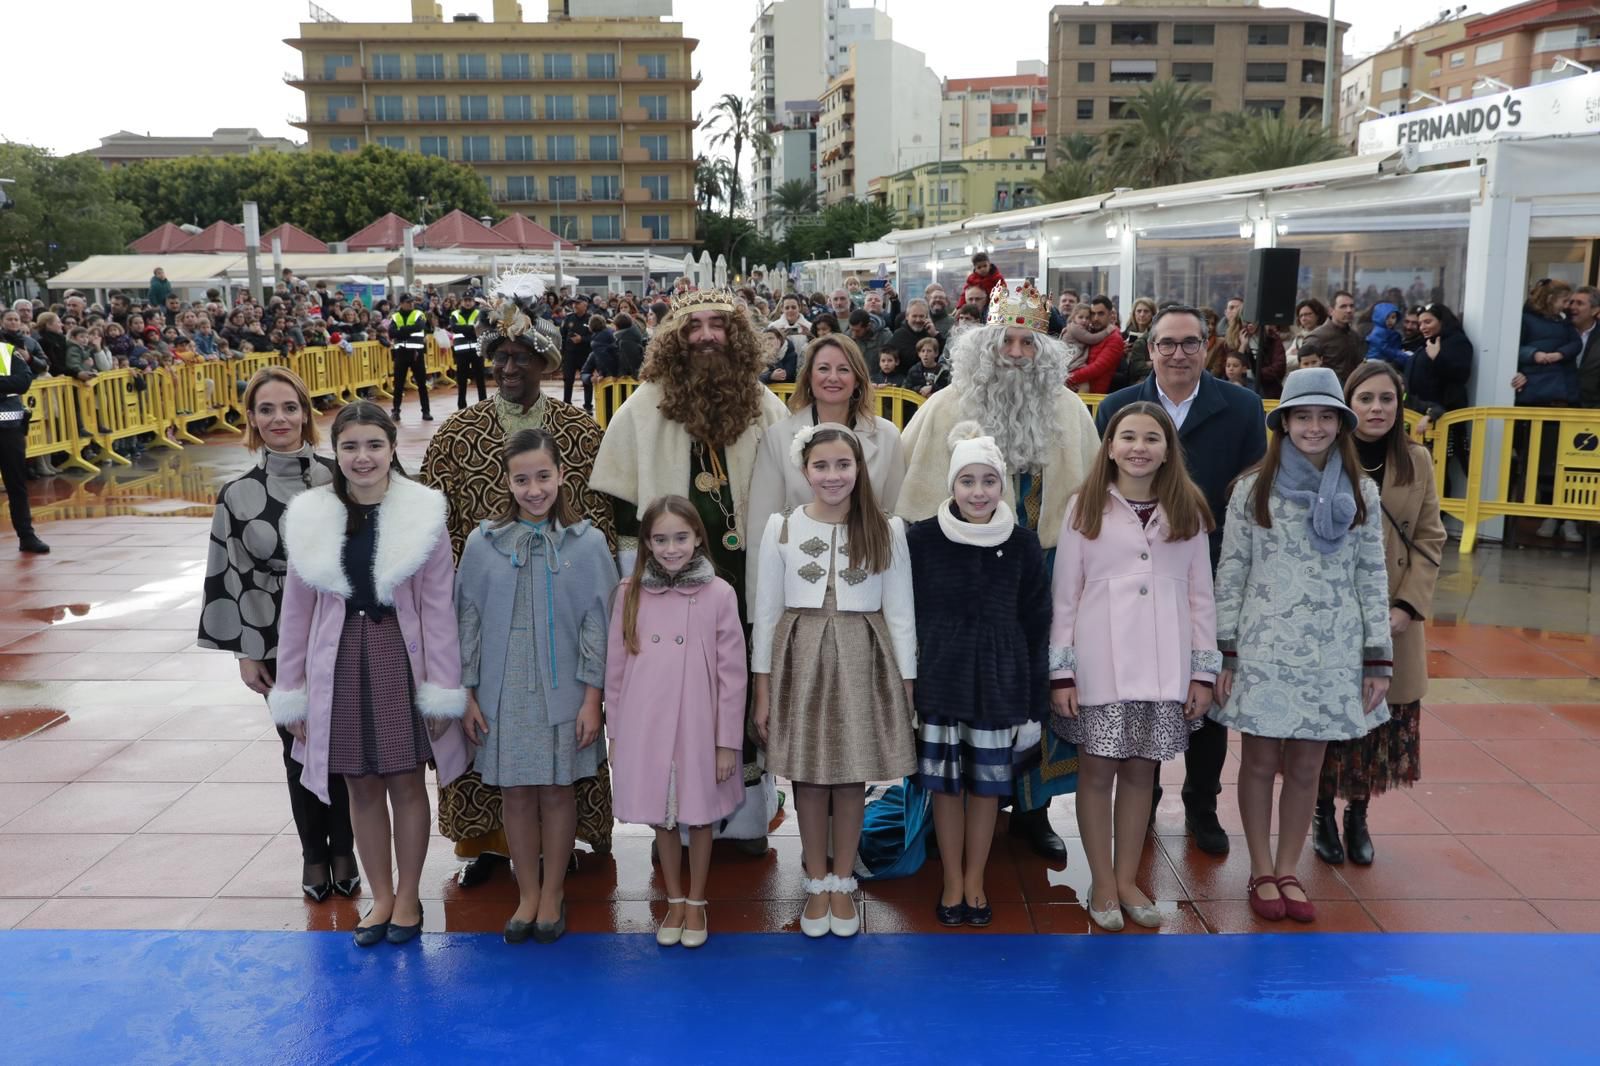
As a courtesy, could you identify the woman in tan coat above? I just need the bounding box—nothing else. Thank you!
[1315,361,1445,867]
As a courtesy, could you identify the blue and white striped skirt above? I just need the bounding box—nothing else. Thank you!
[915,716,1018,798]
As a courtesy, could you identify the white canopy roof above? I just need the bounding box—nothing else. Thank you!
[49,254,235,289]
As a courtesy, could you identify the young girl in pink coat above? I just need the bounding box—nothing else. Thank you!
[271,401,470,949]
[1050,401,1219,932]
[606,495,747,949]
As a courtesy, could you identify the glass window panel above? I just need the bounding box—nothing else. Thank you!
[502,53,530,79]
[506,135,534,161]
[640,54,668,79]
[460,95,489,120]
[589,135,618,161]
[420,136,449,158]
[418,95,446,121]
[592,215,621,240]
[545,135,576,161]
[545,95,576,120]
[1134,235,1250,314]
[588,94,618,120]
[544,53,573,79]
[372,54,402,79]
[457,54,487,79]
[587,53,616,78]
[504,95,532,120]
[416,54,444,80]
[461,136,491,161]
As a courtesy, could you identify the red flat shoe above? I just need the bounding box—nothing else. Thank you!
[1247,874,1286,921]
[1275,875,1315,922]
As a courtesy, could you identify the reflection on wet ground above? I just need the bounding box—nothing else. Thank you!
[0,384,1598,935]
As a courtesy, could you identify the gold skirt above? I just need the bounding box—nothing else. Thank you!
[766,586,916,786]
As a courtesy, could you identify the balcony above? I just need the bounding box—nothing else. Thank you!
[293,101,692,125]
[285,61,694,85]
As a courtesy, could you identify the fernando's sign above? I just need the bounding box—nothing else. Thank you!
[1357,71,1600,155]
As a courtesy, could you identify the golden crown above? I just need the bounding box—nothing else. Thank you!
[666,286,737,325]
[985,281,1050,333]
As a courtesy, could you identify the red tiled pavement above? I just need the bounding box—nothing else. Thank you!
[1,388,1598,936]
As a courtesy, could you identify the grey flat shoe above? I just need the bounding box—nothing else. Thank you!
[532,901,566,944]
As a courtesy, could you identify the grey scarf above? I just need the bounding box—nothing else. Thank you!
[641,554,715,591]
[1273,443,1357,554]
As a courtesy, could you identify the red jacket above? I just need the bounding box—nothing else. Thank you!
[1069,330,1124,394]
[958,268,1006,306]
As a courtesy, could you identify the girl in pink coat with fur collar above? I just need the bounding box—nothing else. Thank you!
[606,496,747,949]
[270,403,469,948]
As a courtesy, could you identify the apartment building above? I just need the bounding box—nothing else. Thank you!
[286,0,698,255]
[868,138,1044,227]
[86,128,302,168]
[1046,0,1347,150]
[1338,11,1473,149]
[1425,0,1600,101]
[749,0,892,230]
[941,63,1049,161]
[817,39,942,206]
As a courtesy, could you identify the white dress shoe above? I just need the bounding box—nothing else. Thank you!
[828,875,860,938]
[680,900,708,949]
[1125,903,1163,929]
[1088,900,1125,931]
[656,897,686,947]
[800,877,832,938]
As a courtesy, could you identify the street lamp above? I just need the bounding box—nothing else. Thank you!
[1473,76,1513,93]
[1552,56,1595,76]
[1359,106,1386,118]
[1409,91,1445,106]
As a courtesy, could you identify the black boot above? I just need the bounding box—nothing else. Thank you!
[18,533,50,554]
[1344,799,1375,866]
[1007,804,1067,861]
[1313,798,1345,865]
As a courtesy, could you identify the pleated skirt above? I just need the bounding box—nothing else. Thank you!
[328,611,433,778]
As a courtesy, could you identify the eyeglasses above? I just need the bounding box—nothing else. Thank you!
[1152,337,1205,356]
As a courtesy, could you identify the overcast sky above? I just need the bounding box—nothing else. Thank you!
[7,0,1520,160]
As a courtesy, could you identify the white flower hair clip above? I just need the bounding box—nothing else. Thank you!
[789,424,822,469]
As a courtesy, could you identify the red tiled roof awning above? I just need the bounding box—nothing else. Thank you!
[416,209,520,250]
[127,222,192,255]
[171,221,246,254]
[343,212,414,251]
[259,222,328,254]
[491,212,577,250]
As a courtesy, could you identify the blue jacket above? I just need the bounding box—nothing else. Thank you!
[1096,373,1266,568]
[1517,305,1581,407]
[1365,302,1409,369]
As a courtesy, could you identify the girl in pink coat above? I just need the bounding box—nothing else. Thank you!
[271,402,470,949]
[1049,401,1219,933]
[606,495,747,949]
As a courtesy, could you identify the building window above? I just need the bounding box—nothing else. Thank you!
[418,95,446,121]
[546,135,576,161]
[1246,62,1288,83]
[643,175,671,201]
[376,136,406,150]
[502,53,530,79]
[1110,60,1158,83]
[372,53,402,80]
[1110,23,1157,44]
[373,95,405,121]
[1379,67,1406,93]
[549,176,578,201]
[458,54,487,80]
[506,135,534,161]
[591,175,620,200]
[640,54,668,79]
[328,136,359,153]
[460,95,489,120]
[461,136,491,161]
[1446,85,1465,101]
[642,214,670,240]
[1245,99,1285,116]
[587,53,616,78]
[507,175,537,201]
[1108,98,1134,120]
[588,94,618,120]
[1172,23,1214,45]
[640,94,668,120]
[1534,27,1588,53]
[1076,99,1094,120]
[1078,24,1096,45]
[639,134,669,161]
[1299,98,1322,120]
[322,54,353,79]
[1474,41,1505,65]
[545,95,576,120]
[592,215,621,240]
[1077,61,1095,82]
[504,95,532,120]
[543,53,573,79]
[1246,24,1290,46]
[416,53,444,80]
[550,215,579,239]
[1304,23,1328,48]
[589,134,618,161]
[326,95,355,121]
[420,136,448,158]
[1172,62,1213,83]
[1449,51,1465,68]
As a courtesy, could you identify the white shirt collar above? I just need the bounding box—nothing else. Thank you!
[1156,377,1201,410]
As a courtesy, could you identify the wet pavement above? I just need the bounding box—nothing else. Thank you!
[2,383,1599,935]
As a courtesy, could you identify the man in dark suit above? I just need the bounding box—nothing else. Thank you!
[1096,305,1267,856]
[1570,286,1599,409]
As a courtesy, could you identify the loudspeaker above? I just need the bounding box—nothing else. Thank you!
[1243,247,1300,328]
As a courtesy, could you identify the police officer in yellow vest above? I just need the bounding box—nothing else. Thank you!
[0,340,49,553]
[388,293,432,421]
[448,300,486,409]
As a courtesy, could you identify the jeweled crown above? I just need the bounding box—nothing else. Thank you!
[667,286,737,325]
[985,281,1050,333]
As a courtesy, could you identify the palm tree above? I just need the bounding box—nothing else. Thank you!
[1205,112,1348,177]
[694,156,723,216]
[1100,80,1215,189]
[1054,133,1100,165]
[711,158,741,213]
[772,178,819,228]
[707,93,761,211]
[1035,158,1104,204]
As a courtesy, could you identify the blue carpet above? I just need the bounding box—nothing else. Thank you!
[1,930,1595,1064]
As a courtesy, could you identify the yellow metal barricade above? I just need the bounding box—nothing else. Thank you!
[80,369,182,465]
[874,386,925,430]
[169,362,241,444]
[344,341,393,400]
[425,336,458,385]
[594,378,640,428]
[768,382,797,406]
[292,346,345,404]
[225,354,278,418]
[23,377,98,473]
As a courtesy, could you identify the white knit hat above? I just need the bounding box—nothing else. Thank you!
[947,420,1006,490]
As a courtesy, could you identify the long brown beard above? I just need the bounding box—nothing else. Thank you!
[640,316,768,450]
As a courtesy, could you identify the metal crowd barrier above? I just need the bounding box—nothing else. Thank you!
[23,376,99,474]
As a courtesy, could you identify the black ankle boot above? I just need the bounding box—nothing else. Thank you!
[1313,799,1345,865]
[1344,800,1375,866]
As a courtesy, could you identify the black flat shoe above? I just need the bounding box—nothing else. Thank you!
[965,902,993,928]
[18,534,50,554]
[1008,807,1068,861]
[302,881,332,903]
[1184,810,1231,857]
[532,901,566,944]
[504,917,537,944]
[935,901,968,927]
[332,876,361,898]
[457,853,507,888]
[353,920,389,947]
[386,907,423,945]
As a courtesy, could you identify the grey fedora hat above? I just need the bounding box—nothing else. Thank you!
[1267,366,1357,433]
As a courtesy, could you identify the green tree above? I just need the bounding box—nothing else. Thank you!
[1205,111,1347,177]
[706,94,760,211]
[782,200,896,263]
[1054,133,1100,164]
[109,146,495,239]
[771,178,819,230]
[1035,158,1106,204]
[1100,80,1216,189]
[696,210,780,267]
[694,156,723,216]
[0,144,143,286]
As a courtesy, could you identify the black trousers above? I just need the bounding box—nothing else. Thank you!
[0,426,35,540]
[455,352,486,407]
[391,349,430,414]
[277,725,355,866]
[562,353,591,411]
[1152,717,1228,814]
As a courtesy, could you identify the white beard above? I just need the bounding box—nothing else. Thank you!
[950,325,1070,473]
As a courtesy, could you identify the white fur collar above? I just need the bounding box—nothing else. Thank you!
[283,477,447,603]
[936,498,1016,547]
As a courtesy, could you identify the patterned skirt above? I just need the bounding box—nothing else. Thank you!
[916,716,1018,798]
[328,611,433,778]
[1319,700,1422,802]
[766,587,916,786]
[1050,700,1201,762]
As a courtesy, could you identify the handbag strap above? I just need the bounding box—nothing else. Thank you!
[1379,500,1441,570]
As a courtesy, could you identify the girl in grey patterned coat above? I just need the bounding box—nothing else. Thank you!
[1210,368,1392,925]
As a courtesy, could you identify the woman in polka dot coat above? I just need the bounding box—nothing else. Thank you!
[198,367,357,902]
